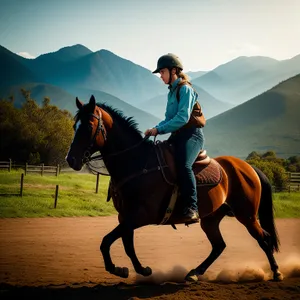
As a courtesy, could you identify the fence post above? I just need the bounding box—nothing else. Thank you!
[25,163,28,176]
[41,163,44,176]
[54,185,59,208]
[56,164,59,177]
[9,159,12,172]
[96,173,100,193]
[20,173,24,197]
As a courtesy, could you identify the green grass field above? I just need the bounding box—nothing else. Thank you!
[0,170,116,218]
[0,170,299,218]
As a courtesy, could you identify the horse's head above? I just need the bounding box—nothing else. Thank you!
[66,95,112,171]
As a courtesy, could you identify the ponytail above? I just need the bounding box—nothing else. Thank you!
[177,70,192,86]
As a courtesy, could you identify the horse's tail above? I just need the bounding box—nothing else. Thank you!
[252,165,280,253]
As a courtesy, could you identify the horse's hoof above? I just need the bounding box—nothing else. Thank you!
[185,269,199,283]
[142,266,152,277]
[111,266,129,278]
[273,270,284,281]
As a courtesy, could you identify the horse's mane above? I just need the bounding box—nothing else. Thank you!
[74,102,154,146]
[98,103,141,134]
[97,103,154,146]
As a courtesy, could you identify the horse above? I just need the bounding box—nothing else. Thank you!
[66,95,283,282]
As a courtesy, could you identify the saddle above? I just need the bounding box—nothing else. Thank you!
[155,140,222,187]
[155,140,223,224]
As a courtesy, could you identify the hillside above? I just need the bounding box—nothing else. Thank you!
[138,84,233,119]
[0,45,40,87]
[28,47,166,105]
[0,83,161,132]
[192,55,300,105]
[203,74,300,159]
[0,45,166,106]
[68,87,162,131]
[0,83,76,112]
[186,70,207,80]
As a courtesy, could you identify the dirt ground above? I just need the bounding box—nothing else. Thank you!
[0,216,300,300]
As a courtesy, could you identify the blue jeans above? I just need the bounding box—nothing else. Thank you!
[169,127,204,212]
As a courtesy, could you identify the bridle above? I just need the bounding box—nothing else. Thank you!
[82,110,107,163]
[82,109,153,164]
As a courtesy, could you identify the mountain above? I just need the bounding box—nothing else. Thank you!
[137,84,233,120]
[192,55,300,105]
[20,46,166,105]
[0,83,161,132]
[67,87,162,132]
[0,44,167,109]
[53,49,166,104]
[0,83,76,112]
[186,70,207,80]
[0,45,40,87]
[35,44,93,62]
[203,73,300,159]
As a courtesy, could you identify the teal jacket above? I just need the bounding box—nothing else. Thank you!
[155,78,199,134]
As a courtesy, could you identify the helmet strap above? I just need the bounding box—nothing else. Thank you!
[168,68,172,86]
[168,68,180,87]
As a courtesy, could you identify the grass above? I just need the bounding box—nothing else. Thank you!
[0,170,116,218]
[273,192,300,218]
[0,170,300,218]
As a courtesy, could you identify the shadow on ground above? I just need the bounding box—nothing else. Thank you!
[0,282,186,300]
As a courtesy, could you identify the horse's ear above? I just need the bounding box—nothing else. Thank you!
[76,97,83,109]
[89,95,96,110]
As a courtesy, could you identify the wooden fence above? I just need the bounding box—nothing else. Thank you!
[0,160,12,172]
[0,160,60,176]
[24,163,60,176]
[287,172,300,192]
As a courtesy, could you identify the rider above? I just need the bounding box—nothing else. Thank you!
[144,53,205,224]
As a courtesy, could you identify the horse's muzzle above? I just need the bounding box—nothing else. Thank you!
[66,155,82,171]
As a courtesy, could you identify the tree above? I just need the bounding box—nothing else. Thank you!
[247,159,288,190]
[0,91,74,165]
[246,151,261,160]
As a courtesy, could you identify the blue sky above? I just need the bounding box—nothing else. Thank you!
[1,0,300,71]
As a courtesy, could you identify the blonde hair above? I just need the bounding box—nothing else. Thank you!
[177,70,191,86]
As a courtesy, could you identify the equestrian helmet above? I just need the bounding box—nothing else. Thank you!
[152,53,183,73]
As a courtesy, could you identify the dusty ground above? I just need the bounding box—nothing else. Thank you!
[0,216,300,300]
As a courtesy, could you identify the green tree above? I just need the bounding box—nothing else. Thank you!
[246,151,261,160]
[0,91,74,165]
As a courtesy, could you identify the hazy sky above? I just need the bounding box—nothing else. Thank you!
[1,0,300,71]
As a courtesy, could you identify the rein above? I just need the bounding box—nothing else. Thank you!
[88,135,152,162]
[82,107,157,183]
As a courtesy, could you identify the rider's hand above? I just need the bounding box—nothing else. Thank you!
[144,128,158,136]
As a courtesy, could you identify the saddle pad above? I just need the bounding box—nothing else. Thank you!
[193,159,222,186]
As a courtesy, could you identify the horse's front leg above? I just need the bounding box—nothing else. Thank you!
[100,223,129,278]
[122,224,152,277]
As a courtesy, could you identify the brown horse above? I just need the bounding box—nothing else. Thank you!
[66,95,283,282]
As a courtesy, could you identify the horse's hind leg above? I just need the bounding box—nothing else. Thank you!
[185,204,228,282]
[237,217,283,281]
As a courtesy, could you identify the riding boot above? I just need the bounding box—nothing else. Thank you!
[178,207,199,224]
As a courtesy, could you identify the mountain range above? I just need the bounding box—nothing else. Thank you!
[203,74,300,158]
[0,44,299,158]
[192,55,300,105]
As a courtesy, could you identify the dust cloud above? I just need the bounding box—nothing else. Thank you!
[134,254,300,284]
[135,265,188,284]
[280,254,300,278]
